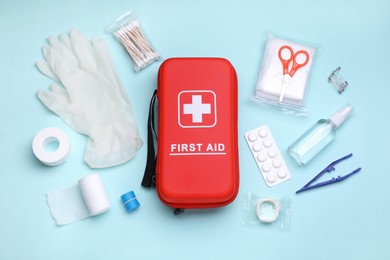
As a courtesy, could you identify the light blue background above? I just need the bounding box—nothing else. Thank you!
[1,0,389,259]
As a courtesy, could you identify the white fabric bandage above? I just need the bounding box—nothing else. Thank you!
[46,173,110,225]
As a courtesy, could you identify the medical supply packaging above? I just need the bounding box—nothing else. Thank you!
[142,58,240,211]
[253,33,318,115]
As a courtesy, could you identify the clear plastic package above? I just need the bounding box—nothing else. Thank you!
[106,11,160,72]
[253,32,319,116]
[242,191,291,231]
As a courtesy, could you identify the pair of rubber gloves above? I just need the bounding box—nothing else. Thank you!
[36,29,143,168]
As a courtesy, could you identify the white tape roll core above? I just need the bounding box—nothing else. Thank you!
[256,198,281,223]
[32,127,70,166]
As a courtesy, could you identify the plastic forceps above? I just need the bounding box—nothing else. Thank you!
[296,153,361,194]
[278,45,310,103]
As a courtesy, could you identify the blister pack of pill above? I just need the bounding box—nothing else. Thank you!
[245,125,291,187]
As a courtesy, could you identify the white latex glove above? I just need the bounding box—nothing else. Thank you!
[36,29,143,168]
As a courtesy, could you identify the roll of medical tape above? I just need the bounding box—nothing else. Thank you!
[121,191,140,212]
[256,198,281,223]
[32,127,70,166]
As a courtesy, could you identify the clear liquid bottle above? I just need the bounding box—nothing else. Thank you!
[288,104,353,166]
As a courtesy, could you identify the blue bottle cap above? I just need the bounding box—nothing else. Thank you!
[121,191,140,212]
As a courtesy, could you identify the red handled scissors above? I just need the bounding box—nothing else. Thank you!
[278,45,310,102]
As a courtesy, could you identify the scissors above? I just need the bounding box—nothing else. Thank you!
[278,45,310,103]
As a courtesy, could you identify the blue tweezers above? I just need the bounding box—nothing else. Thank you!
[296,153,361,194]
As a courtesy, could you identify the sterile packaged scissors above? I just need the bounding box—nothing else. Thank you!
[278,45,310,103]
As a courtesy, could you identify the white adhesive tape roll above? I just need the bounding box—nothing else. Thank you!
[32,128,70,166]
[256,198,281,223]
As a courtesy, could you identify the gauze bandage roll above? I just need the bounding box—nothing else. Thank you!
[46,173,110,225]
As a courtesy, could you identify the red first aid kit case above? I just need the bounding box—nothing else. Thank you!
[142,58,239,211]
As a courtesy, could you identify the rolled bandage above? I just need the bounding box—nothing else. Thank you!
[32,127,70,166]
[46,173,110,225]
[79,174,111,216]
[256,198,281,223]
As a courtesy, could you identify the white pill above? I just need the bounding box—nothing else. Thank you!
[268,149,277,158]
[252,143,262,152]
[277,169,287,178]
[257,153,267,162]
[263,139,272,148]
[273,159,282,168]
[248,133,257,142]
[258,128,268,138]
[266,174,276,183]
[262,163,272,173]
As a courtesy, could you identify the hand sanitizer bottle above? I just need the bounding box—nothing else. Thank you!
[288,104,353,166]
